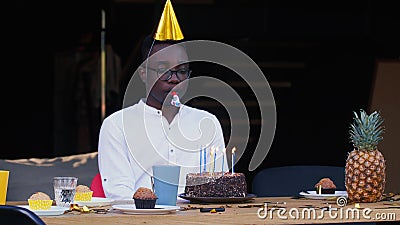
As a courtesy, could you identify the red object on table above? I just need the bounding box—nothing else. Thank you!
[90,173,106,198]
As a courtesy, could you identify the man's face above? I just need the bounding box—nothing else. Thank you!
[144,43,189,106]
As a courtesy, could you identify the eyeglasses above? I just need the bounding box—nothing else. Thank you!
[147,67,192,81]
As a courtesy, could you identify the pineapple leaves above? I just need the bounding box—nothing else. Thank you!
[349,109,385,151]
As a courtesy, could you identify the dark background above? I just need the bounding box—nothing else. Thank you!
[4,0,400,192]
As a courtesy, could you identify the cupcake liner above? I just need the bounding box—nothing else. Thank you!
[133,198,157,209]
[74,191,93,201]
[28,199,53,210]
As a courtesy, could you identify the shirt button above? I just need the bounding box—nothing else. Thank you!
[170,149,174,153]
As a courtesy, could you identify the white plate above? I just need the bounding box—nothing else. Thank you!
[299,190,348,200]
[112,204,180,215]
[18,205,68,216]
[74,197,114,207]
[112,199,134,205]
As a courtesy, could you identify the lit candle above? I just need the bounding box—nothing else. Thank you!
[222,148,226,173]
[199,146,202,174]
[210,147,215,175]
[203,147,207,173]
[231,147,236,174]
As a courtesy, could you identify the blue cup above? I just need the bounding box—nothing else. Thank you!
[152,165,180,206]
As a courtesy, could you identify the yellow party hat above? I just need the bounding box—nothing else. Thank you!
[153,0,184,41]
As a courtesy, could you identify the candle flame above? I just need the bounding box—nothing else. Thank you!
[232,147,236,154]
[223,148,226,153]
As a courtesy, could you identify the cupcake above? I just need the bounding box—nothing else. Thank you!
[133,187,158,209]
[315,178,336,194]
[74,185,93,201]
[28,192,53,210]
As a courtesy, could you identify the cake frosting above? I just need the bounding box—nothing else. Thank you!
[185,172,247,197]
[133,187,157,200]
[29,192,51,200]
[76,185,91,192]
[315,178,336,189]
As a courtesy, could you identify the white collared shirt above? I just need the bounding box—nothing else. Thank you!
[98,99,227,199]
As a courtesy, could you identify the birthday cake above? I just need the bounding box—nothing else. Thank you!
[184,172,247,197]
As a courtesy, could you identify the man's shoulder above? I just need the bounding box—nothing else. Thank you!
[103,104,140,122]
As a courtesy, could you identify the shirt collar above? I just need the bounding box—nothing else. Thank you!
[138,98,161,116]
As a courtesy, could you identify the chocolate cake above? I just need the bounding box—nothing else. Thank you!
[185,172,247,197]
[314,178,337,194]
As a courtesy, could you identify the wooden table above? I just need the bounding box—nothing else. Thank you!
[7,197,400,224]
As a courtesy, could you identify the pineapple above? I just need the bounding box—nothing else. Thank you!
[345,109,386,203]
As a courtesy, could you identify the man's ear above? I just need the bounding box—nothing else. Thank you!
[139,66,146,83]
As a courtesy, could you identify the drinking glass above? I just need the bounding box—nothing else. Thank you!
[152,165,180,206]
[53,177,78,207]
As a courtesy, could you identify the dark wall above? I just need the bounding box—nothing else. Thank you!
[4,0,101,159]
[4,1,399,191]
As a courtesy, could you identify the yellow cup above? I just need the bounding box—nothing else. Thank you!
[0,170,9,205]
